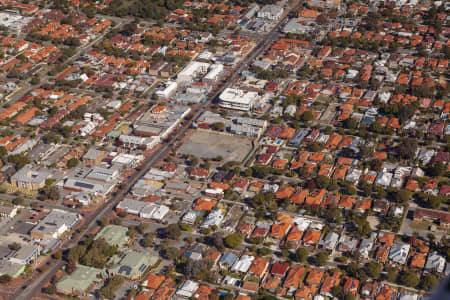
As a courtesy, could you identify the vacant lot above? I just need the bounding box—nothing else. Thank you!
[178,130,253,162]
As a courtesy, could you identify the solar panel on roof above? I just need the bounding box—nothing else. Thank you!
[118,265,131,275]
[74,181,94,189]
[138,264,147,272]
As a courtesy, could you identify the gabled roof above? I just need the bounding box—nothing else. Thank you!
[305,268,324,286]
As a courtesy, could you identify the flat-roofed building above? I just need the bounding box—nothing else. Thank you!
[56,265,103,296]
[94,225,129,247]
[30,209,81,239]
[219,88,258,111]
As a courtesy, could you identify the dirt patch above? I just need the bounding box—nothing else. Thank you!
[178,130,253,162]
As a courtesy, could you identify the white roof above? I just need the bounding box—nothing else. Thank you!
[231,255,255,273]
[375,170,393,186]
[293,217,311,231]
[201,209,223,228]
[204,64,224,81]
[178,61,210,79]
[178,280,199,294]
[219,88,258,106]
[389,242,410,264]
[426,252,446,272]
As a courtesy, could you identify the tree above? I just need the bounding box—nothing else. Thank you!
[44,284,56,294]
[317,14,328,25]
[142,233,154,247]
[124,22,138,34]
[190,156,199,167]
[224,233,243,248]
[47,186,60,200]
[295,247,308,263]
[344,118,358,130]
[212,122,225,131]
[386,266,398,282]
[164,247,179,260]
[99,276,123,299]
[342,182,356,195]
[399,270,420,288]
[165,224,181,240]
[325,206,341,223]
[60,126,72,138]
[30,76,40,85]
[211,232,225,251]
[258,247,272,257]
[12,197,24,206]
[7,154,30,169]
[307,142,324,152]
[327,180,339,191]
[332,285,344,298]
[346,262,368,283]
[127,226,138,239]
[118,211,128,218]
[301,111,314,122]
[0,146,6,158]
[421,274,439,291]
[43,133,60,144]
[67,158,79,168]
[426,162,445,177]
[394,190,411,203]
[344,294,356,300]
[315,252,329,266]
[365,262,382,279]
[315,175,330,189]
[353,217,371,237]
[137,223,149,234]
[0,275,11,284]
[8,242,21,251]
[397,139,417,161]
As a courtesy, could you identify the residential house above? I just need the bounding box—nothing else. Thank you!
[389,242,410,265]
[319,232,339,251]
[425,252,446,273]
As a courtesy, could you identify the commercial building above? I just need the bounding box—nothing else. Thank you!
[177,61,210,83]
[94,225,129,247]
[176,85,209,104]
[56,265,103,295]
[85,166,120,183]
[9,244,40,265]
[218,88,258,111]
[30,209,81,239]
[119,134,160,150]
[82,149,105,166]
[10,165,52,191]
[155,81,178,99]
[0,205,18,218]
[257,5,284,20]
[203,64,224,85]
[63,177,115,198]
[116,199,169,221]
[108,251,158,279]
[133,104,191,138]
[0,260,25,278]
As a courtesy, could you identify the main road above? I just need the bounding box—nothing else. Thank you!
[14,2,302,299]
